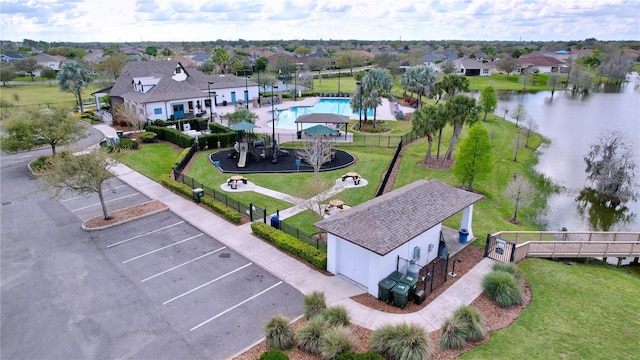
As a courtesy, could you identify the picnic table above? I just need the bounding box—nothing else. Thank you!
[227,175,248,189]
[341,172,361,185]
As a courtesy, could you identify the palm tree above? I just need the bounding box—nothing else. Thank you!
[57,61,92,113]
[442,94,479,166]
[412,105,442,163]
[401,66,436,109]
[361,69,392,128]
[439,75,469,99]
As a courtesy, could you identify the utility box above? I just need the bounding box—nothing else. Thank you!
[400,274,419,300]
[377,278,396,304]
[192,188,204,203]
[414,289,426,305]
[391,283,410,309]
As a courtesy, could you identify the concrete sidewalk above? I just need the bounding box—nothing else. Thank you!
[97,124,495,332]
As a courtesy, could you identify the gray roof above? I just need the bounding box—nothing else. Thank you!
[110,61,256,104]
[314,180,483,255]
[454,58,491,70]
[296,113,349,124]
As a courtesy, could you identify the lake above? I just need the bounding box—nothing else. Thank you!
[492,74,640,231]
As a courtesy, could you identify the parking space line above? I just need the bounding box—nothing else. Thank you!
[190,281,283,332]
[163,263,252,305]
[61,185,128,202]
[71,193,140,212]
[141,246,226,283]
[122,234,204,264]
[107,221,184,248]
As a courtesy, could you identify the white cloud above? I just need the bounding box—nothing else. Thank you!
[0,0,637,42]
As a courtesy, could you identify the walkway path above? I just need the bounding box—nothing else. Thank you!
[95,124,495,354]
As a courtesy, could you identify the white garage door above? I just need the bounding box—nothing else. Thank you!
[336,240,369,287]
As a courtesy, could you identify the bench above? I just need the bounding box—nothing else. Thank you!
[341,172,361,185]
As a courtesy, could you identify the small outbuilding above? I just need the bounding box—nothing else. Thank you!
[314,179,483,297]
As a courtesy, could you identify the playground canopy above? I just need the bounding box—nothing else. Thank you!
[303,124,339,137]
[295,113,349,139]
[295,113,349,125]
[230,121,259,131]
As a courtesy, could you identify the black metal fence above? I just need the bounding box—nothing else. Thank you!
[376,141,403,197]
[272,131,419,148]
[172,169,327,251]
[419,253,451,296]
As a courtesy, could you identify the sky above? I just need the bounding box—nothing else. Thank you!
[1,0,639,43]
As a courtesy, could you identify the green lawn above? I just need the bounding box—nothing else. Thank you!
[120,143,182,180]
[461,258,640,359]
[0,82,104,107]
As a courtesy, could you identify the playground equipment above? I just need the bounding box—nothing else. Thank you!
[236,142,248,168]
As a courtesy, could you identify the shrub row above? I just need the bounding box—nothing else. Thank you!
[146,125,194,148]
[159,175,242,223]
[370,322,433,360]
[197,131,238,149]
[251,222,327,270]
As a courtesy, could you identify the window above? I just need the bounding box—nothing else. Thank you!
[483,69,489,74]
[154,108,162,115]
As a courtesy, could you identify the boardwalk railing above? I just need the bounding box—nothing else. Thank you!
[490,231,640,263]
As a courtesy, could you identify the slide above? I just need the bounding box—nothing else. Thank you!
[237,142,248,168]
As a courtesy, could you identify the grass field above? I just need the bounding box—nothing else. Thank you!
[0,81,104,107]
[461,258,640,359]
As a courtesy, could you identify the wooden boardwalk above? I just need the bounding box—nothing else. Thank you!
[487,231,640,263]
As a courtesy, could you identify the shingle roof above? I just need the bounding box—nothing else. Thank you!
[455,58,491,69]
[110,61,254,104]
[314,180,483,255]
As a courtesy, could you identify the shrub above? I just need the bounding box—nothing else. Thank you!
[118,138,139,149]
[482,270,524,308]
[264,315,296,350]
[259,349,289,360]
[297,315,326,355]
[251,222,327,270]
[323,305,350,327]
[439,317,468,350]
[451,305,484,341]
[491,262,524,281]
[30,155,54,173]
[138,131,158,143]
[320,326,355,360]
[370,322,433,360]
[304,291,327,320]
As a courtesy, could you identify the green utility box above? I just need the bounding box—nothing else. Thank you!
[387,271,404,282]
[391,283,410,309]
[377,278,397,304]
[400,274,419,300]
[192,188,204,203]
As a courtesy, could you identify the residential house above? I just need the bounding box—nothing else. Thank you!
[33,53,65,72]
[108,60,259,122]
[315,179,483,297]
[517,52,569,74]
[0,51,25,63]
[190,52,211,67]
[452,58,492,76]
[421,52,457,72]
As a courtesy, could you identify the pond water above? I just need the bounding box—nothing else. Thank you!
[493,74,640,231]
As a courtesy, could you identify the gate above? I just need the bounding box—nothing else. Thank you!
[484,234,516,262]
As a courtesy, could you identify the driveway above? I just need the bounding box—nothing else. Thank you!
[1,158,303,359]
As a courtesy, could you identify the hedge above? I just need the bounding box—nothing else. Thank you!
[159,175,243,223]
[251,222,327,270]
[146,125,195,148]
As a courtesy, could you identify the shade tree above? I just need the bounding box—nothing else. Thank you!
[452,123,493,191]
[478,86,497,122]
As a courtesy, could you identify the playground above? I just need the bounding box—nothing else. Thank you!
[209,141,356,174]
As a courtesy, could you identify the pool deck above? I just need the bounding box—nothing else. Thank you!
[212,97,415,140]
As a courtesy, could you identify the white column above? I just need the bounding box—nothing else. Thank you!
[461,204,474,238]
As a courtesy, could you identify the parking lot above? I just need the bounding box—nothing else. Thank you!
[11,177,303,359]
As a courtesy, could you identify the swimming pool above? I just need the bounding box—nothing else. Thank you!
[270,99,373,129]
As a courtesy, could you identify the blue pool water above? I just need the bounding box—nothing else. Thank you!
[270,99,373,129]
